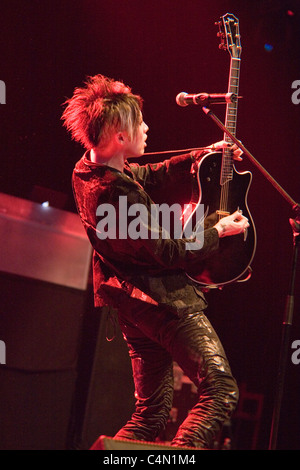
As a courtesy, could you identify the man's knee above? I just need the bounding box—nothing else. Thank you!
[224,378,239,415]
[203,370,239,416]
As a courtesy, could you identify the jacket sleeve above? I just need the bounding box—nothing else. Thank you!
[85,183,219,279]
[128,153,196,205]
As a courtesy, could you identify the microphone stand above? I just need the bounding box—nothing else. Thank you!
[202,106,300,450]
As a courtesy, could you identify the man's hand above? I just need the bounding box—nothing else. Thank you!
[214,210,250,238]
[192,140,243,161]
[208,140,243,161]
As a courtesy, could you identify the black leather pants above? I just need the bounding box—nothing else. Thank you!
[114,299,239,449]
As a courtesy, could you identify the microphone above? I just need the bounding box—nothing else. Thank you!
[176,92,238,107]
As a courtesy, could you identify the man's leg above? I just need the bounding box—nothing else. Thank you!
[169,311,239,449]
[115,301,238,448]
[114,305,174,442]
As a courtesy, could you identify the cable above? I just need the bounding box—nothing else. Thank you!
[143,146,212,156]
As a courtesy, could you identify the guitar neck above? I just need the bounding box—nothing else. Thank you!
[221,57,241,184]
[225,57,240,140]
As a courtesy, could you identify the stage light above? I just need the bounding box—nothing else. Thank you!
[264,43,273,52]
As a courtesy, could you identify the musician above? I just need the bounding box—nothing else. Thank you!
[62,74,249,449]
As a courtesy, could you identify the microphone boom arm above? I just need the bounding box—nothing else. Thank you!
[202,105,299,451]
[202,106,298,211]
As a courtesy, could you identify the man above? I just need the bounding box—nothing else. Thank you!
[62,74,249,449]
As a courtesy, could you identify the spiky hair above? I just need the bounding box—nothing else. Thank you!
[61,74,143,150]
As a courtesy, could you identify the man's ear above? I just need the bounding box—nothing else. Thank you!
[116,131,126,144]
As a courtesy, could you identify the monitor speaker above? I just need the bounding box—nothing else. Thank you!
[90,435,198,451]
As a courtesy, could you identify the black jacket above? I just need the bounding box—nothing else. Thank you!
[72,151,219,314]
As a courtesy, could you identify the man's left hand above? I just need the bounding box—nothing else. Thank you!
[208,140,243,161]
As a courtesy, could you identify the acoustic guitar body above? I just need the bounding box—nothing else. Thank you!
[186,151,257,288]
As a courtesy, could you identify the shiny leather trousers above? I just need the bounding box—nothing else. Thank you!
[114,299,239,449]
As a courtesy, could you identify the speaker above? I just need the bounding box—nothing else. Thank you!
[0,273,87,371]
[0,273,88,450]
[0,192,92,449]
[72,307,136,450]
[0,367,77,450]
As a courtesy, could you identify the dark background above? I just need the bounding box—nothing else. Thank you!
[0,0,299,450]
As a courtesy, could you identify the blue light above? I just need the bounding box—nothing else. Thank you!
[264,43,274,52]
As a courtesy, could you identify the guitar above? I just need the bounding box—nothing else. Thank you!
[186,13,257,288]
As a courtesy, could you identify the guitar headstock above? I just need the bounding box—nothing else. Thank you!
[216,13,242,59]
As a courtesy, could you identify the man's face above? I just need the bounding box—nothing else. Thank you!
[125,117,149,159]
